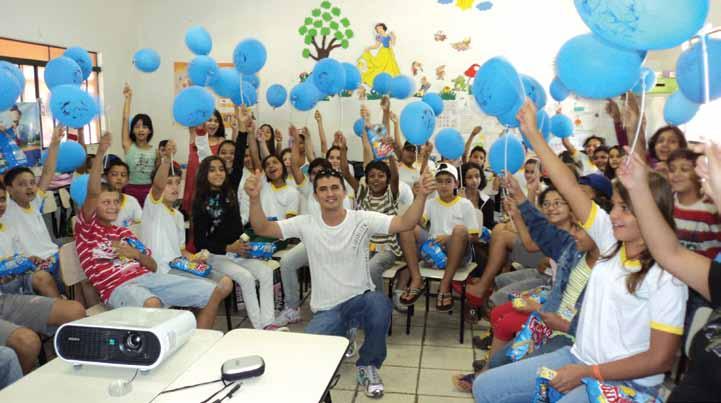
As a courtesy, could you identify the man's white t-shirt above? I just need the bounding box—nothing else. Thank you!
[112,193,142,229]
[2,193,58,259]
[277,210,393,312]
[140,194,185,274]
[571,203,688,387]
[422,196,480,238]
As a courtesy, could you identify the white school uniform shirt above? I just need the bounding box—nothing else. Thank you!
[241,182,300,225]
[140,193,185,274]
[571,203,688,387]
[398,181,414,207]
[296,176,352,216]
[112,194,142,229]
[277,210,392,312]
[422,196,480,239]
[573,151,600,176]
[2,193,57,259]
[398,162,421,186]
[0,223,22,257]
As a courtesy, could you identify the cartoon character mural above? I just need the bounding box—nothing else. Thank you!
[451,37,471,51]
[434,31,447,42]
[412,61,423,76]
[298,1,353,61]
[358,23,401,87]
[435,65,446,81]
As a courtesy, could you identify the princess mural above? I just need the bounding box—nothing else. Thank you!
[358,23,400,87]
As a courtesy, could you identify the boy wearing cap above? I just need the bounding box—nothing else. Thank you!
[420,164,480,311]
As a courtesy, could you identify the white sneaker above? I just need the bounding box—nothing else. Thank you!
[345,327,357,359]
[263,324,289,331]
[357,365,384,398]
[272,307,302,327]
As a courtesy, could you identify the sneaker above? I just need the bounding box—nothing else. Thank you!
[392,289,408,313]
[272,307,302,327]
[472,333,493,350]
[263,324,289,331]
[356,365,384,398]
[345,327,357,359]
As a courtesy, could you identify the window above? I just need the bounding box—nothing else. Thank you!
[0,37,102,147]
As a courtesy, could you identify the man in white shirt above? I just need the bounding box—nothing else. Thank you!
[244,166,435,399]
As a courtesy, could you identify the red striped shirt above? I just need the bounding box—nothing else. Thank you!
[674,198,721,259]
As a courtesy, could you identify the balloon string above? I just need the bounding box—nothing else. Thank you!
[239,74,245,107]
[701,34,711,104]
[338,96,343,134]
[626,75,647,167]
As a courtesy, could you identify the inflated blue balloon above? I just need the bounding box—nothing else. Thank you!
[521,75,546,109]
[70,174,89,206]
[63,47,93,80]
[435,128,464,160]
[472,56,524,116]
[0,69,21,112]
[210,67,240,99]
[49,85,99,128]
[574,0,710,51]
[172,85,215,127]
[312,58,346,96]
[290,82,321,112]
[550,77,570,102]
[188,56,218,86]
[489,135,525,175]
[342,62,361,91]
[664,91,700,126]
[676,38,721,103]
[56,141,87,173]
[632,67,657,94]
[266,84,287,108]
[0,61,25,95]
[353,118,365,137]
[550,114,574,138]
[233,39,267,75]
[421,93,444,116]
[389,75,415,99]
[185,26,212,56]
[373,72,392,95]
[133,48,161,73]
[556,34,644,99]
[522,110,552,150]
[497,99,523,128]
[44,57,82,89]
[230,81,257,106]
[242,74,260,89]
[400,101,436,145]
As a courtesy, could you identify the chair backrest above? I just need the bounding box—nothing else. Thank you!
[59,241,88,287]
[686,306,713,356]
[42,191,58,215]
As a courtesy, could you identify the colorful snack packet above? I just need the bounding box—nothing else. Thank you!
[583,378,661,403]
[533,367,564,403]
[169,257,212,277]
[124,237,150,255]
[507,312,553,361]
[0,255,35,278]
[367,124,394,160]
[420,239,447,269]
[246,242,278,260]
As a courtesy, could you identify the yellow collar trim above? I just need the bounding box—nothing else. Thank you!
[271,183,288,191]
[620,244,641,270]
[437,195,461,207]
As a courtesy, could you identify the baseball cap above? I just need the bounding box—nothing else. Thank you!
[579,173,612,199]
[435,163,458,181]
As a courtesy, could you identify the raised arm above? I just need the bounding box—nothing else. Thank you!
[121,83,133,153]
[361,123,373,168]
[194,128,212,160]
[82,132,111,219]
[37,126,63,192]
[388,146,400,200]
[389,111,402,156]
[380,96,391,143]
[288,126,306,185]
[247,124,262,171]
[150,147,171,201]
[504,198,539,253]
[303,127,316,162]
[518,100,593,224]
[245,170,283,239]
[463,126,482,162]
[314,110,328,155]
[389,170,435,234]
[336,132,359,194]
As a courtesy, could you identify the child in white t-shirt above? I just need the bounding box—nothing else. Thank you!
[104,158,142,231]
[421,164,480,311]
[239,154,299,225]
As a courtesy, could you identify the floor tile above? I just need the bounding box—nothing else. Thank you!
[377,365,419,394]
[336,363,360,391]
[418,395,474,402]
[421,346,474,370]
[387,324,424,346]
[426,310,464,329]
[357,392,415,402]
[417,368,475,398]
[329,389,356,403]
[384,344,422,368]
[424,326,472,348]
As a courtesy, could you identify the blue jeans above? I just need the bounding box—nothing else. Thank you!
[0,346,21,390]
[488,334,574,369]
[305,291,391,368]
[472,346,659,403]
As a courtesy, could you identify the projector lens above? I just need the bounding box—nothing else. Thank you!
[125,333,143,351]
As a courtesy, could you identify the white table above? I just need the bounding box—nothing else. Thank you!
[152,329,349,403]
[0,329,223,403]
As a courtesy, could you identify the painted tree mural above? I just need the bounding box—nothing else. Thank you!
[298,1,353,61]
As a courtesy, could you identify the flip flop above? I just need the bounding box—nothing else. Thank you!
[436,292,454,311]
[399,284,426,306]
[452,373,475,393]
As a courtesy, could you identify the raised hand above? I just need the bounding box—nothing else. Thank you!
[503,172,526,205]
[616,147,649,192]
[274,128,283,144]
[605,99,621,121]
[516,99,538,140]
[471,126,482,136]
[51,125,65,146]
[380,95,390,112]
[389,112,398,124]
[334,131,347,149]
[122,82,132,98]
[417,170,437,196]
[244,169,264,199]
[314,110,322,123]
[97,132,112,154]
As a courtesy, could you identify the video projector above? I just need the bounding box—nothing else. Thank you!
[54,307,196,371]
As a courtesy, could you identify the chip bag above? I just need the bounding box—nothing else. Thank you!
[533,367,564,403]
[507,312,553,361]
[169,257,212,278]
[420,239,447,269]
[247,242,278,260]
[124,237,150,255]
[366,124,394,160]
[583,378,661,403]
[509,286,550,308]
[0,255,35,278]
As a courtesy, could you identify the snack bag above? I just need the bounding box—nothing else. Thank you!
[420,239,447,269]
[366,124,394,160]
[583,378,661,403]
[509,286,550,307]
[123,237,150,255]
[191,249,210,262]
[247,242,278,260]
[480,226,492,243]
[533,367,564,403]
[0,255,35,278]
[507,312,553,361]
[169,257,212,278]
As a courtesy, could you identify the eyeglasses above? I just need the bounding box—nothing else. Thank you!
[316,169,342,179]
[541,200,568,209]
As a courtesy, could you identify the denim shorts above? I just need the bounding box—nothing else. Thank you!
[107,272,216,309]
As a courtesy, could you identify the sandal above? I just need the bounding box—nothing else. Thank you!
[436,292,454,311]
[399,284,426,306]
[451,373,475,393]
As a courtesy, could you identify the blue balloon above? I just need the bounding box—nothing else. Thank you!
[63,47,93,80]
[556,34,644,99]
[230,81,257,106]
[210,67,240,98]
[574,0,710,51]
[550,114,574,138]
[172,85,215,127]
[56,141,87,173]
[290,82,321,112]
[266,84,287,108]
[185,26,212,56]
[632,67,657,94]
[373,72,392,95]
[400,101,436,145]
[435,128,464,160]
[0,61,24,95]
[677,38,721,104]
[242,74,260,89]
[70,174,89,206]
[44,57,82,89]
[353,118,365,137]
[522,110,552,150]
[49,85,99,128]
[489,135,525,175]
[0,69,20,112]
[133,48,161,73]
[188,56,218,86]
[550,77,570,102]
[472,57,524,116]
[664,91,700,126]
[421,93,444,116]
[233,39,267,75]
[389,75,415,99]
[497,99,523,128]
[342,62,361,91]
[521,75,547,109]
[312,58,346,96]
